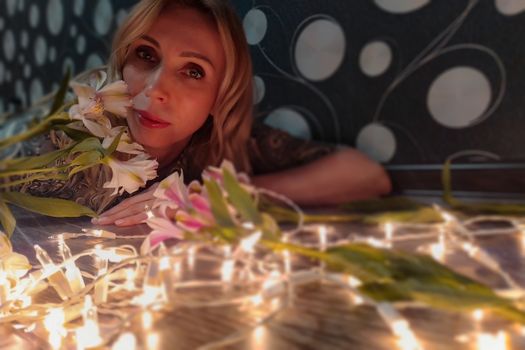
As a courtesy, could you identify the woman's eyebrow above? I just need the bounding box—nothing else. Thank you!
[141,35,160,48]
[139,35,214,69]
[179,51,214,69]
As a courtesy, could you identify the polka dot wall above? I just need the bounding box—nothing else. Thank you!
[0,0,137,114]
[2,0,525,174]
[240,0,525,170]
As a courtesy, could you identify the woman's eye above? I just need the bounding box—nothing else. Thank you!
[185,65,205,80]
[135,46,158,64]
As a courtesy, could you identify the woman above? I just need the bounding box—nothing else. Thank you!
[92,0,391,226]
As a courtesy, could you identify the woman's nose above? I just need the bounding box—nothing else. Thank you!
[144,69,169,103]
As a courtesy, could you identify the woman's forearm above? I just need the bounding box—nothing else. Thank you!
[252,148,391,206]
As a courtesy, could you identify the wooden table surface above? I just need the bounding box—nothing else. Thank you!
[3,206,525,350]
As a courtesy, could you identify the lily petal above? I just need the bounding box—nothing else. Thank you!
[103,154,158,195]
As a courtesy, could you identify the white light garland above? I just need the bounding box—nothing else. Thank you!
[0,207,523,349]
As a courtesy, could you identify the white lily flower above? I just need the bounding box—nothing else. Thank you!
[103,154,158,196]
[68,75,132,138]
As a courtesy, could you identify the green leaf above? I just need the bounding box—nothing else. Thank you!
[259,201,302,223]
[0,165,65,179]
[70,137,103,154]
[342,196,427,213]
[104,130,123,156]
[362,207,443,224]
[0,146,71,172]
[0,198,16,237]
[53,125,92,141]
[204,179,235,227]
[441,158,456,205]
[49,68,71,116]
[207,226,239,243]
[0,172,68,189]
[358,282,410,302]
[68,151,103,177]
[442,157,525,215]
[2,192,96,218]
[222,169,262,225]
[0,112,70,151]
[70,150,103,167]
[260,213,281,240]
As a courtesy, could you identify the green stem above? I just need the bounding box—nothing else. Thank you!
[303,213,359,223]
[0,173,68,189]
[0,111,70,151]
[0,166,66,178]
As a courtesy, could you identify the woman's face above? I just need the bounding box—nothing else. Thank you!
[123,5,226,157]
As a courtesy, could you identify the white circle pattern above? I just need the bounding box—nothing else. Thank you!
[359,41,392,77]
[34,36,47,66]
[374,0,430,14]
[427,66,492,129]
[3,30,16,62]
[86,54,104,70]
[243,9,267,45]
[495,0,525,15]
[77,35,86,54]
[6,0,16,16]
[29,4,39,28]
[356,123,396,162]
[294,18,346,81]
[94,0,114,35]
[24,64,31,78]
[15,80,27,106]
[253,76,265,104]
[265,108,312,140]
[30,79,44,104]
[74,0,85,16]
[116,9,128,26]
[63,57,75,75]
[20,31,29,49]
[47,0,64,35]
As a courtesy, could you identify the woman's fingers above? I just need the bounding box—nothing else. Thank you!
[114,212,149,227]
[100,184,158,218]
[92,183,160,226]
[93,199,154,225]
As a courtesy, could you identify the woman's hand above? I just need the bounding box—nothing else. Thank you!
[92,183,159,227]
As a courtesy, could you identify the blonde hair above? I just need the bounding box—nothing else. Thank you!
[109,0,253,173]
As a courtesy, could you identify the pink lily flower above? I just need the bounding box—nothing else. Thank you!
[141,216,184,254]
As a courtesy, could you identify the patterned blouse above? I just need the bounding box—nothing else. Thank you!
[10,120,335,213]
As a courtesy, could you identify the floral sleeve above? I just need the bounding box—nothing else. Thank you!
[248,122,337,175]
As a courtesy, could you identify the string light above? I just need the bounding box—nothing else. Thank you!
[384,222,394,248]
[76,295,102,348]
[0,268,9,305]
[94,244,109,304]
[34,244,74,300]
[58,236,85,294]
[112,332,137,350]
[472,309,484,322]
[0,208,522,350]
[377,303,423,350]
[476,331,507,350]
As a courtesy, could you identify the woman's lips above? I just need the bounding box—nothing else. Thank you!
[136,110,170,129]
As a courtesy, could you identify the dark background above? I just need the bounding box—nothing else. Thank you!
[1,0,524,197]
